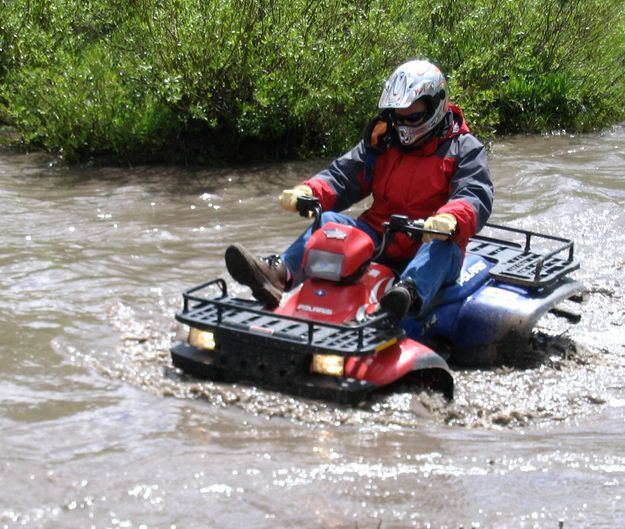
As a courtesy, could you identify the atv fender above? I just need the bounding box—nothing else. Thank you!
[451,277,583,365]
[344,339,453,399]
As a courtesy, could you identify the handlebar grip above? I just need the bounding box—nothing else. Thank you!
[296,195,322,232]
[296,195,320,217]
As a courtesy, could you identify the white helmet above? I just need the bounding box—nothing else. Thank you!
[378,60,449,146]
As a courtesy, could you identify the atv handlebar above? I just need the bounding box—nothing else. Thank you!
[383,214,455,239]
[295,197,454,258]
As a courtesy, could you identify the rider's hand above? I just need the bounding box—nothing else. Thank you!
[422,213,457,243]
[278,185,313,212]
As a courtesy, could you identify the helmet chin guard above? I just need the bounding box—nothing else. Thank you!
[396,124,424,146]
[378,60,449,146]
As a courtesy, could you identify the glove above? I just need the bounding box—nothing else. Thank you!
[422,213,457,243]
[278,184,313,212]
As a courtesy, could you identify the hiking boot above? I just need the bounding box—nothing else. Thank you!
[225,243,287,308]
[379,279,420,321]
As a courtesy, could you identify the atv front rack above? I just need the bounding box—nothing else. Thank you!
[176,279,404,357]
[468,223,579,288]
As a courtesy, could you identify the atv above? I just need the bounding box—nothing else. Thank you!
[170,197,583,404]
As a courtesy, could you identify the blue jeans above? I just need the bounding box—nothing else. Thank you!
[281,211,462,312]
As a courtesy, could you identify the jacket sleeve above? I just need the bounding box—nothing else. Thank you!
[301,141,371,212]
[437,134,494,248]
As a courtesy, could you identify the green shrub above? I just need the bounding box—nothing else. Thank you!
[3,49,176,162]
[1,0,624,163]
[496,72,585,133]
[126,0,422,159]
[422,0,625,135]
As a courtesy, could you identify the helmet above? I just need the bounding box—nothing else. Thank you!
[378,60,449,146]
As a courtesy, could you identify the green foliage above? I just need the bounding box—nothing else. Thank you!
[0,0,176,161]
[426,0,625,135]
[127,0,420,158]
[497,72,585,133]
[1,0,624,163]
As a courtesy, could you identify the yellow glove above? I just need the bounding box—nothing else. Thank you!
[278,184,313,212]
[422,213,457,243]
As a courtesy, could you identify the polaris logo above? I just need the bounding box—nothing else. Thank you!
[297,304,333,315]
[456,260,488,287]
[324,228,347,240]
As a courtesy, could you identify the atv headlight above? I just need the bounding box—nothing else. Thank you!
[311,354,345,377]
[188,327,216,350]
[305,249,344,281]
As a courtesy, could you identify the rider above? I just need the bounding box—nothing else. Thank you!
[225,59,493,321]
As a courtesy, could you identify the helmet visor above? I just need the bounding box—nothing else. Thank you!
[394,109,427,125]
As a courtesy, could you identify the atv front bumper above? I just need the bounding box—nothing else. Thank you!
[171,342,378,405]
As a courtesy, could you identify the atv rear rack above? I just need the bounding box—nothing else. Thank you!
[176,279,404,357]
[468,223,579,288]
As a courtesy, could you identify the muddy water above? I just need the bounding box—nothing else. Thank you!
[1,128,624,528]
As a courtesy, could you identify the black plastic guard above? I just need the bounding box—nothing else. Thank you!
[171,342,377,406]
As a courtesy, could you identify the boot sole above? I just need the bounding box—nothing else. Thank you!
[225,244,282,308]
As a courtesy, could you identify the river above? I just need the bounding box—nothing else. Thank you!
[1,128,624,528]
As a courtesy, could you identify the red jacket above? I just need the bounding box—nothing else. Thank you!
[302,104,493,261]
